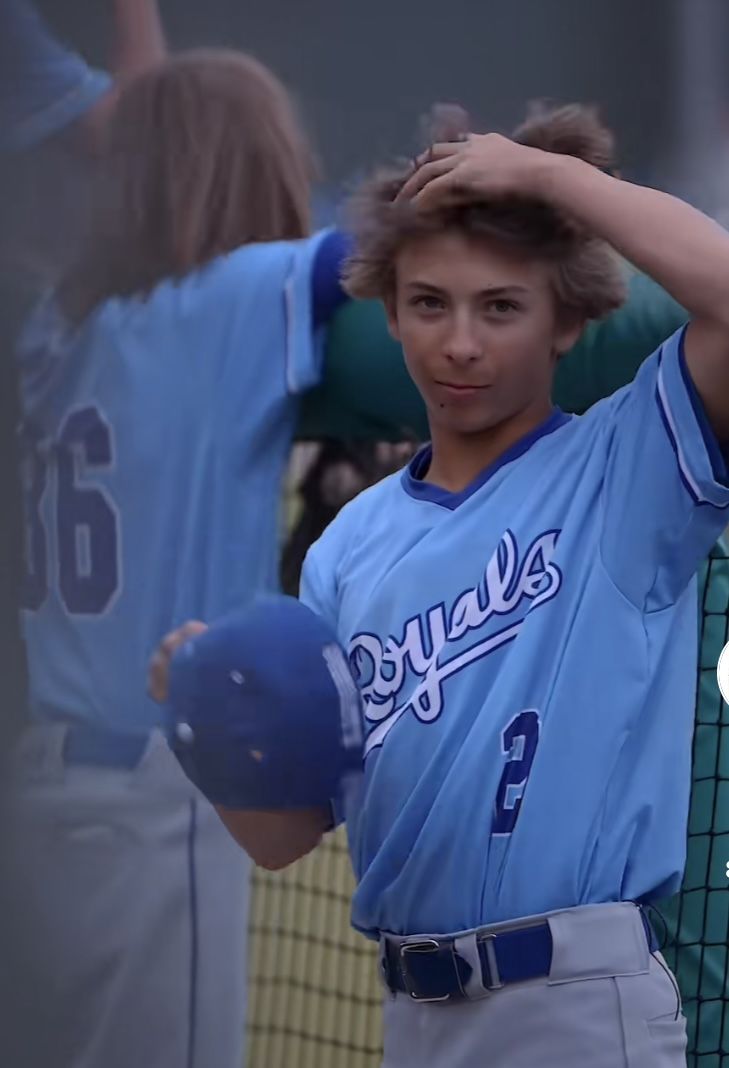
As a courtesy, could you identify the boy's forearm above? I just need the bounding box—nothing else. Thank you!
[76,0,166,148]
[111,0,166,82]
[540,154,729,330]
[214,805,332,871]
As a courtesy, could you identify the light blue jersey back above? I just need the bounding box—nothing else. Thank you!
[301,327,729,938]
[18,232,328,733]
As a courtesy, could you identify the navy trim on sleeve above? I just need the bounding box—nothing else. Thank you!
[0,0,111,152]
[676,328,729,488]
[311,229,353,328]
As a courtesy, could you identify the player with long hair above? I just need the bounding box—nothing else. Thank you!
[10,42,346,1068]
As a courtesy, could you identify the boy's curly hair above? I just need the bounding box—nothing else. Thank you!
[342,102,626,323]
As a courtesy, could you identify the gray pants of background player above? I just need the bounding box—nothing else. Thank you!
[380,902,687,1068]
[5,726,251,1068]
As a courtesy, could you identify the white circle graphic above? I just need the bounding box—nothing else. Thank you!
[717,643,729,704]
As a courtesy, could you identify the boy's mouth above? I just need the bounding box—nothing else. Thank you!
[435,380,491,397]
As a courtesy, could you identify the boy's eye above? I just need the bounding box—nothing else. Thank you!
[411,295,444,311]
[488,299,519,315]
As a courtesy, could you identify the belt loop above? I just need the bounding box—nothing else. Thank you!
[453,931,491,998]
[639,904,661,953]
[379,935,397,1000]
[546,902,648,984]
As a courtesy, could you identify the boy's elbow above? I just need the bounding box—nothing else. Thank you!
[214,805,330,871]
[253,840,318,871]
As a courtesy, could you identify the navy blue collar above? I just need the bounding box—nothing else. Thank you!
[402,408,572,510]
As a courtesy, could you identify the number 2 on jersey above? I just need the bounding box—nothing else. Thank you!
[492,709,541,836]
[21,406,120,616]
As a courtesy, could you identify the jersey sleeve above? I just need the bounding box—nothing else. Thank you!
[207,229,333,407]
[300,534,349,828]
[600,326,729,610]
[0,0,111,153]
[299,541,339,631]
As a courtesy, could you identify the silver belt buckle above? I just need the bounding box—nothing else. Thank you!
[400,939,452,1002]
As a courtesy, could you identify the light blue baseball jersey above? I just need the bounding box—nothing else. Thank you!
[18,232,329,733]
[301,326,729,938]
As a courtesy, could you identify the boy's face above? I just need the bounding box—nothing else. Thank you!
[386,230,582,439]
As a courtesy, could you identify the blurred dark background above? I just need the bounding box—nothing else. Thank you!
[32,0,729,199]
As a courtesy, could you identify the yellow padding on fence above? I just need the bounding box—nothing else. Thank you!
[246,826,383,1068]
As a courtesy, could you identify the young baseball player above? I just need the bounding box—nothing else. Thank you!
[153,102,729,1067]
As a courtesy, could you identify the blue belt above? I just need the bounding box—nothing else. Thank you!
[382,909,659,1002]
[63,725,150,770]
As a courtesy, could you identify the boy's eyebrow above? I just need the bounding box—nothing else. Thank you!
[405,281,532,297]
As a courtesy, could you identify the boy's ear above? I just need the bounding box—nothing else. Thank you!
[554,316,585,360]
[384,295,400,342]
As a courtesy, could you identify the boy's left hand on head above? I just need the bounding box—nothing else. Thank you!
[395,134,547,211]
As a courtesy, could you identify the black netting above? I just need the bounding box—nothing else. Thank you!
[660,544,729,1066]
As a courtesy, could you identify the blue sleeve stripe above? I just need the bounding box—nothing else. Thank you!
[655,331,729,510]
[3,68,111,152]
[283,229,332,395]
[654,391,705,507]
[283,272,299,396]
[676,328,729,487]
[311,229,352,328]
